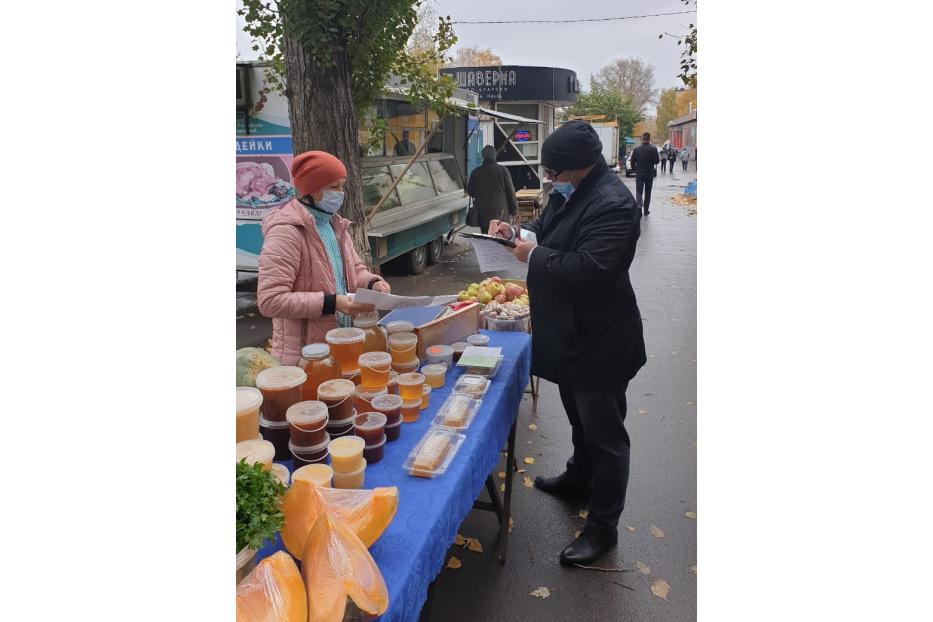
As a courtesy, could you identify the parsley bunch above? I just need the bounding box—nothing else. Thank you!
[236,459,286,553]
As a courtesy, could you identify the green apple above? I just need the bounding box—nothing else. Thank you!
[478,291,493,304]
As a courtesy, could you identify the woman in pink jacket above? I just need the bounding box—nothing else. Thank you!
[258,150,390,365]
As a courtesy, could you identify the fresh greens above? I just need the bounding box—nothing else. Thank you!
[236,459,286,553]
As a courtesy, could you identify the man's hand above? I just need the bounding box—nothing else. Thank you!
[372,280,391,294]
[510,239,537,263]
[336,295,375,315]
[488,219,513,239]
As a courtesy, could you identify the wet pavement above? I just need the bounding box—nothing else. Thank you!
[236,167,697,620]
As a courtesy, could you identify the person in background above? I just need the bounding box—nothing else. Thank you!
[630,132,660,217]
[659,144,669,174]
[667,145,677,174]
[618,142,626,173]
[394,129,415,156]
[488,120,646,567]
[680,146,690,171]
[467,145,519,232]
[257,150,389,366]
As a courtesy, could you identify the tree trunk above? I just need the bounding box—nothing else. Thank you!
[282,32,372,268]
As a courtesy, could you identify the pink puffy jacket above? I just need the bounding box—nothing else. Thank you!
[257,199,377,365]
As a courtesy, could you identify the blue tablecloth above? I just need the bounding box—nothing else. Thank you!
[256,330,532,621]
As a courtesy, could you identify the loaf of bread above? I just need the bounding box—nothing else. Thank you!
[410,430,452,477]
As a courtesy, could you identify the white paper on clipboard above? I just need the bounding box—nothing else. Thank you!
[352,288,459,311]
[467,237,528,274]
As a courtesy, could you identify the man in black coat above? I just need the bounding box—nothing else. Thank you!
[630,132,660,216]
[488,120,646,566]
[467,145,519,232]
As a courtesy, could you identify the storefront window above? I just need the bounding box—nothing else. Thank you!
[428,158,463,194]
[361,166,400,211]
[515,143,539,160]
[390,161,437,204]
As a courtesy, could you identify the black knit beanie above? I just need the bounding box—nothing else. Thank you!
[541,119,603,170]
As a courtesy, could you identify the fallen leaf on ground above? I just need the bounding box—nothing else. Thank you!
[498,471,506,479]
[500,483,505,493]
[529,587,551,599]
[684,511,697,520]
[650,525,665,539]
[517,469,526,474]
[650,578,670,600]
[528,423,538,431]
[526,441,533,445]
[638,409,649,415]
[524,457,535,465]
[509,517,514,533]
[578,510,589,519]
[690,564,697,575]
[575,530,581,538]
[625,525,636,533]
[635,561,651,575]
[467,538,484,554]
[454,534,466,546]
[447,557,462,570]
[523,476,533,488]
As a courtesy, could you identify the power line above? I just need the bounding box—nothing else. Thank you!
[451,10,696,25]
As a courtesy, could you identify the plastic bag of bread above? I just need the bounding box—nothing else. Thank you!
[403,427,466,478]
[236,551,307,622]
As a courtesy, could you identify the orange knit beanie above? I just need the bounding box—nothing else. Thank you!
[290,151,348,197]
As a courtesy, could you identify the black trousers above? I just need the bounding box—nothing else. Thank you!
[682,160,688,171]
[635,175,654,214]
[669,159,676,172]
[660,159,667,173]
[558,380,631,536]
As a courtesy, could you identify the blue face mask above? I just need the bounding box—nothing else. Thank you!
[317,190,345,214]
[551,181,574,201]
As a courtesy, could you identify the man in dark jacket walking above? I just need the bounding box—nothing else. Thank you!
[467,145,518,232]
[488,120,646,566]
[630,132,660,216]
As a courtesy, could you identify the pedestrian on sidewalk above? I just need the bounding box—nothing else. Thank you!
[667,145,677,174]
[487,120,646,567]
[467,145,518,232]
[630,132,660,216]
[659,144,668,174]
[680,147,690,171]
[257,150,387,366]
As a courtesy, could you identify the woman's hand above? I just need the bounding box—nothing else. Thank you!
[336,295,375,315]
[372,280,391,294]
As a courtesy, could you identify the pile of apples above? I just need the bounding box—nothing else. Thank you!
[457,276,529,306]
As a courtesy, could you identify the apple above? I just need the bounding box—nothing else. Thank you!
[505,284,523,299]
[494,294,507,304]
[490,276,503,284]
[458,291,470,301]
[478,291,493,304]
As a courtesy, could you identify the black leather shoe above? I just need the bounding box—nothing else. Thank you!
[534,473,591,501]
[559,531,618,566]
[644,210,650,216]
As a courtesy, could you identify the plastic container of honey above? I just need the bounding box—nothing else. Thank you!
[451,342,468,363]
[420,363,447,389]
[325,327,366,375]
[391,359,420,374]
[268,463,290,487]
[386,370,399,395]
[292,463,334,488]
[363,436,386,464]
[467,333,490,347]
[236,439,275,470]
[255,366,308,423]
[286,400,329,447]
[385,320,415,335]
[316,379,356,425]
[353,412,387,445]
[354,384,388,414]
[387,332,419,365]
[326,420,355,439]
[401,399,421,423]
[290,436,331,468]
[332,459,367,489]
[420,384,432,410]
[425,345,454,367]
[329,436,365,472]
[396,372,425,401]
[298,343,342,401]
[358,351,392,387]
[259,415,291,461]
[370,393,403,425]
[385,419,402,442]
[236,387,263,443]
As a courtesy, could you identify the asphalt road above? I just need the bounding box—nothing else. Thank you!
[236,167,697,620]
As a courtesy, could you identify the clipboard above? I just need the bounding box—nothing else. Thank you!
[460,232,517,248]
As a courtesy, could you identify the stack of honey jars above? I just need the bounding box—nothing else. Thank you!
[255,366,307,461]
[286,400,330,468]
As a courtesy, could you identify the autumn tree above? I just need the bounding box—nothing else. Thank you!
[593,57,657,114]
[676,87,697,116]
[238,0,457,265]
[660,0,697,88]
[566,79,642,140]
[633,117,657,140]
[655,88,680,142]
[445,45,503,67]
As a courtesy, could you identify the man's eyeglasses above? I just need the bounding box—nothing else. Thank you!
[543,168,563,179]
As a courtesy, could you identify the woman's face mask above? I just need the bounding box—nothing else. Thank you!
[317,190,345,214]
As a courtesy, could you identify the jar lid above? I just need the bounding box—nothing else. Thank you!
[268,463,290,486]
[259,414,291,429]
[451,342,468,352]
[426,345,454,356]
[371,393,403,410]
[355,384,388,399]
[467,334,490,346]
[301,343,331,359]
[353,313,379,328]
[396,372,425,384]
[236,387,263,414]
[317,378,356,400]
[290,435,332,454]
[359,351,392,367]
[255,366,307,390]
[236,439,275,465]
[387,331,418,347]
[421,363,448,375]
[354,412,387,430]
[325,327,365,344]
[329,435,365,454]
[286,400,329,426]
[386,320,415,334]
[292,463,334,485]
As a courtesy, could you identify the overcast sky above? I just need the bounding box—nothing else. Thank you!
[235,0,695,116]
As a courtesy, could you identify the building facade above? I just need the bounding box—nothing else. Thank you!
[668,109,697,157]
